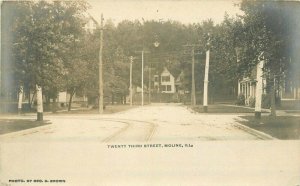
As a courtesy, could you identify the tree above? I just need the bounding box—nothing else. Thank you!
[12,1,89,113]
[238,0,296,116]
[208,15,244,100]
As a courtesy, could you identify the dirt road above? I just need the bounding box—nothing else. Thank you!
[0,104,271,141]
[1,104,299,186]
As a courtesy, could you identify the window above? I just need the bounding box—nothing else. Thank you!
[154,76,159,82]
[167,85,171,91]
[161,85,166,91]
[162,76,170,82]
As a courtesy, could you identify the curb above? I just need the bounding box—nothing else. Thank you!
[234,123,276,140]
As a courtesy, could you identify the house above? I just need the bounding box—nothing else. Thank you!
[153,67,176,93]
[83,15,98,33]
[238,62,300,106]
[238,64,267,105]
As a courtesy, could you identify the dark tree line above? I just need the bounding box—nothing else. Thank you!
[3,0,299,113]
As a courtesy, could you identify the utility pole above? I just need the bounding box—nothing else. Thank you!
[135,50,150,106]
[255,56,264,119]
[98,14,104,114]
[148,63,151,104]
[203,49,210,112]
[130,56,133,106]
[17,84,23,115]
[183,44,200,107]
[36,84,43,121]
[142,51,144,106]
[191,47,196,106]
[203,34,211,112]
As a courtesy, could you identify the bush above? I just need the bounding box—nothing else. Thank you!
[236,94,245,106]
[249,96,255,108]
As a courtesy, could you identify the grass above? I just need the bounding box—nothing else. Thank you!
[0,119,51,135]
[48,104,137,115]
[192,104,265,113]
[238,116,300,139]
[191,104,299,139]
[0,105,136,135]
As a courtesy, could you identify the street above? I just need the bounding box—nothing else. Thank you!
[0,104,300,186]
[2,1,300,185]
[0,104,270,142]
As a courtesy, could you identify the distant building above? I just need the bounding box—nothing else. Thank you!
[153,67,175,93]
[238,64,267,105]
[83,15,98,33]
[238,62,299,106]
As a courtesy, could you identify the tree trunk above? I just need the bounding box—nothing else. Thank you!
[52,98,57,113]
[30,91,36,108]
[28,87,31,110]
[18,85,24,115]
[36,84,43,121]
[46,95,50,106]
[45,95,50,111]
[111,93,114,105]
[68,88,76,112]
[270,77,276,117]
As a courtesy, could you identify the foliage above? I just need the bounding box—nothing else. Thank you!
[12,1,89,101]
[9,0,298,109]
[248,96,255,108]
[236,94,245,106]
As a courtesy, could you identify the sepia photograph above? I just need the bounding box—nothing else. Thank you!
[0,0,300,185]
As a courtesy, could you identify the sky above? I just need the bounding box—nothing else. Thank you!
[87,0,243,25]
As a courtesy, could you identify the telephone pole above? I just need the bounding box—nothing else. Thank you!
[135,50,150,106]
[148,63,151,104]
[191,48,196,106]
[183,44,200,107]
[98,14,104,114]
[203,34,211,112]
[142,51,144,106]
[18,84,23,115]
[203,49,210,112]
[255,54,264,119]
[130,56,133,106]
[36,84,43,121]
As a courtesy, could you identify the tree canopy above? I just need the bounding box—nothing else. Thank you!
[5,0,299,109]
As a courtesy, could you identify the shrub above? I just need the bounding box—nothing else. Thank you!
[249,96,255,108]
[236,94,245,106]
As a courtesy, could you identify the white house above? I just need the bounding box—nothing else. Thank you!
[83,15,98,33]
[238,62,299,106]
[153,67,176,93]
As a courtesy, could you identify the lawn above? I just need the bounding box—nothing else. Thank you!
[0,119,51,135]
[192,104,266,113]
[238,116,300,139]
[48,104,137,115]
[0,105,135,135]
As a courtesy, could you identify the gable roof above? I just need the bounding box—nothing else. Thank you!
[160,67,174,78]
